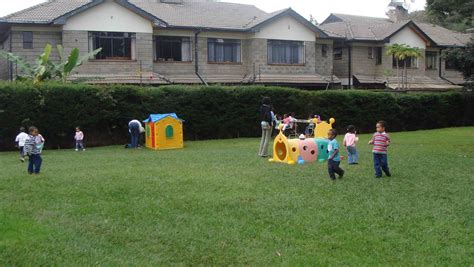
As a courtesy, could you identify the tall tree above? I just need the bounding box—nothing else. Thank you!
[443,39,474,80]
[426,0,474,32]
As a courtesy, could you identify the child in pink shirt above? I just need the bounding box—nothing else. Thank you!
[343,125,359,165]
[74,127,85,152]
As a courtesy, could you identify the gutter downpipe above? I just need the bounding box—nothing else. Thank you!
[194,29,208,86]
[438,48,456,85]
[8,29,13,81]
[347,43,352,89]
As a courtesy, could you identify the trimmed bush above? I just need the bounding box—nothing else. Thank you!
[0,82,473,150]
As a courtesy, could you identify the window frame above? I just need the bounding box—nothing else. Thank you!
[368,47,374,59]
[89,31,136,61]
[22,32,33,49]
[333,47,343,60]
[207,38,242,64]
[375,47,383,65]
[155,36,192,63]
[321,44,328,58]
[425,51,438,70]
[392,55,419,69]
[267,39,305,65]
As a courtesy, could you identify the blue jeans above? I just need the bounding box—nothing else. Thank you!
[373,153,391,177]
[76,140,85,150]
[129,122,140,148]
[347,146,359,164]
[28,154,42,174]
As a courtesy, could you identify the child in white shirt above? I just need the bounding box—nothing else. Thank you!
[15,127,28,162]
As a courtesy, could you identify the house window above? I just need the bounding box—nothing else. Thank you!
[425,51,438,70]
[445,59,456,70]
[368,47,374,59]
[90,32,136,60]
[392,56,418,68]
[321,44,328,58]
[333,47,343,60]
[268,40,305,64]
[156,36,191,62]
[23,32,33,49]
[375,47,382,65]
[208,38,241,63]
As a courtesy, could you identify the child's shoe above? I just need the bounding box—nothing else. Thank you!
[75,149,79,152]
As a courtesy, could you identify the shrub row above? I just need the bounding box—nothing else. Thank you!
[0,82,473,150]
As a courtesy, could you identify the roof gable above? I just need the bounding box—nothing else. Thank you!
[144,113,183,123]
[250,8,327,37]
[319,13,471,47]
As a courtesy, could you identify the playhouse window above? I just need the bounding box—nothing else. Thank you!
[165,125,174,139]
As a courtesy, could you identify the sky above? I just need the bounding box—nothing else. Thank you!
[0,0,427,22]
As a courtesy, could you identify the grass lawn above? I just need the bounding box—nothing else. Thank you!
[0,127,473,265]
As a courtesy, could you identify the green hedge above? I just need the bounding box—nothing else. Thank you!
[0,82,473,150]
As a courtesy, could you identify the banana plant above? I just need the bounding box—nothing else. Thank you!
[54,45,102,83]
[0,44,53,83]
[0,44,102,83]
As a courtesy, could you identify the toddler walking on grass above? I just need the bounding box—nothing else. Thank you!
[74,127,85,151]
[369,121,392,178]
[327,129,344,180]
[15,127,28,162]
[24,126,44,175]
[343,125,359,165]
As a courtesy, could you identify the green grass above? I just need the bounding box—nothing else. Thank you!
[1,127,473,265]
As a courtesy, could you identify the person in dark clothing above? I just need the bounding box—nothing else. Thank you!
[128,119,143,149]
[258,97,273,157]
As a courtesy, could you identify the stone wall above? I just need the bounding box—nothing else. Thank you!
[246,39,324,75]
[315,40,334,76]
[0,35,11,80]
[9,30,62,76]
[333,46,349,81]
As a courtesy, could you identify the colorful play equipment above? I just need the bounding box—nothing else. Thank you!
[269,118,335,165]
[143,113,184,150]
[314,118,336,139]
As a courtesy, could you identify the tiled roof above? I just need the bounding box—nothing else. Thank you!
[416,22,472,47]
[320,13,472,47]
[130,0,274,30]
[1,0,92,24]
[0,0,292,31]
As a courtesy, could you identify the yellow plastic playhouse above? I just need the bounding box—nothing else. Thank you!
[143,113,184,150]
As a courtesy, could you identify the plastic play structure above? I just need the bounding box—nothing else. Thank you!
[143,113,184,150]
[269,117,335,165]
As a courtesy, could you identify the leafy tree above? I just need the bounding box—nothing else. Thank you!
[426,0,474,32]
[386,44,423,90]
[443,38,474,79]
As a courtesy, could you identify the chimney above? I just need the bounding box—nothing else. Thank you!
[387,1,409,22]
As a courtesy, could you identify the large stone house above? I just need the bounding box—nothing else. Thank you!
[319,13,472,90]
[0,0,337,87]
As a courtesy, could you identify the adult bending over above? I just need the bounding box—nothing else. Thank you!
[128,119,144,148]
[258,97,273,157]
